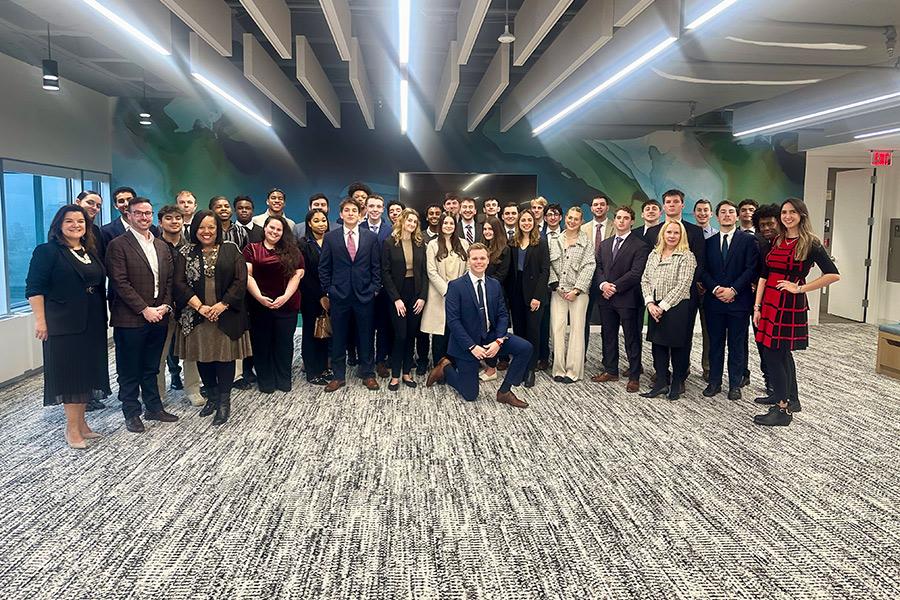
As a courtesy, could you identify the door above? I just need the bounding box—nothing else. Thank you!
[828,168,872,322]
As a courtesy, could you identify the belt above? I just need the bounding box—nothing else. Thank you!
[85,286,98,294]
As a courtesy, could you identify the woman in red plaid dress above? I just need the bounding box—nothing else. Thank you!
[752,198,840,426]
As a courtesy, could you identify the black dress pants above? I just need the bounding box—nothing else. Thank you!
[250,307,297,392]
[706,310,750,389]
[390,277,421,377]
[197,361,236,398]
[374,289,394,366]
[416,331,431,370]
[651,343,690,387]
[431,332,448,366]
[114,322,167,419]
[762,345,798,403]
[300,304,329,381]
[510,285,544,372]
[599,305,642,379]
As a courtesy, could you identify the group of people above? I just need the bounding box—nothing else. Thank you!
[26,182,839,449]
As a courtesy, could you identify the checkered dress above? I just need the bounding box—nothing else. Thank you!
[755,239,838,351]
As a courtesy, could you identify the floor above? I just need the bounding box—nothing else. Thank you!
[0,323,898,599]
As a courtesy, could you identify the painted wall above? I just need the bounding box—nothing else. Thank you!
[111,97,804,226]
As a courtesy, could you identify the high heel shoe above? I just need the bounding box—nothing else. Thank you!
[65,433,88,450]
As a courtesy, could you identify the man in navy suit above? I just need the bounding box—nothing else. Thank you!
[426,244,531,408]
[319,198,382,392]
[701,200,759,400]
[360,194,393,376]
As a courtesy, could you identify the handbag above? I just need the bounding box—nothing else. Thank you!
[313,310,332,339]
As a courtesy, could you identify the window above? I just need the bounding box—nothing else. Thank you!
[0,159,111,313]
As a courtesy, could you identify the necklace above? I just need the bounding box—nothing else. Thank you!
[69,247,92,265]
[202,245,219,277]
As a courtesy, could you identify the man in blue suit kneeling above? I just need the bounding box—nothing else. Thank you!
[426,243,531,408]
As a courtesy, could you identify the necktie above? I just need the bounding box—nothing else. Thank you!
[594,224,603,254]
[612,236,623,260]
[507,229,514,241]
[477,279,488,334]
[466,224,474,244]
[721,233,729,262]
[372,224,378,235]
[347,230,357,261]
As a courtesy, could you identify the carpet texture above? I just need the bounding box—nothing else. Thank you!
[0,323,898,599]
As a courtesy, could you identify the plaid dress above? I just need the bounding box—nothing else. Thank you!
[755,238,838,351]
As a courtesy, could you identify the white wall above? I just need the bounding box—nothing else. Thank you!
[0,52,113,385]
[804,144,900,325]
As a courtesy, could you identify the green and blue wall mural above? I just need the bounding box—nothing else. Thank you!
[112,97,804,225]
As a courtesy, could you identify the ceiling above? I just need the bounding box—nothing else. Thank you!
[1,0,898,143]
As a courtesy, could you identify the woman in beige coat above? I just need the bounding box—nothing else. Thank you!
[420,212,469,365]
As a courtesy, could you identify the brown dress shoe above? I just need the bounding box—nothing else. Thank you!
[496,359,510,371]
[324,379,346,393]
[626,379,640,393]
[376,363,390,378]
[426,357,451,387]
[591,372,620,383]
[363,377,380,390]
[536,360,549,372]
[496,390,528,409]
[144,410,179,422]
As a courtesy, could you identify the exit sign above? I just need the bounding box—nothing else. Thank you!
[871,150,893,166]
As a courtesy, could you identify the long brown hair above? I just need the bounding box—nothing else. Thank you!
[263,215,302,277]
[48,205,96,254]
[390,208,424,246]
[482,216,507,263]
[514,210,540,247]
[776,197,820,261]
[435,212,467,261]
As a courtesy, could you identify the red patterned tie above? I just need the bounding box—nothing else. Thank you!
[347,230,357,261]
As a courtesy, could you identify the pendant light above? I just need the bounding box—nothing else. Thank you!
[138,74,152,126]
[42,24,59,91]
[498,0,515,44]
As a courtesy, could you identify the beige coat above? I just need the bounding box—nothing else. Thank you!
[420,238,469,334]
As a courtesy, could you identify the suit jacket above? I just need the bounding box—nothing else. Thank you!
[105,231,173,327]
[581,219,615,250]
[594,233,651,309]
[319,226,381,303]
[361,219,392,246]
[90,223,106,263]
[631,224,657,246]
[457,219,483,244]
[645,220,707,300]
[506,239,551,304]
[298,237,325,313]
[25,242,107,336]
[381,237,428,303]
[445,274,509,360]
[486,246,511,288]
[701,230,759,314]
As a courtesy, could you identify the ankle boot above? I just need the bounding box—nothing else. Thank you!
[212,392,231,426]
[199,392,219,417]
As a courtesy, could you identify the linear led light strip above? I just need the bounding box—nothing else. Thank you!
[82,0,171,56]
[854,126,900,140]
[735,91,900,137]
[192,72,272,127]
[684,0,741,30]
[399,0,411,134]
[533,36,677,135]
[400,79,409,135]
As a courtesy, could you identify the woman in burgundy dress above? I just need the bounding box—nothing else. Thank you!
[244,215,304,393]
[752,198,840,426]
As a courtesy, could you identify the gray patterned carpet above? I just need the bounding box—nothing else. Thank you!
[0,323,898,599]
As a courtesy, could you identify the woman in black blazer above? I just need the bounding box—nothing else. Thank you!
[174,210,250,426]
[506,210,550,387]
[297,209,331,385]
[382,208,428,390]
[25,205,111,449]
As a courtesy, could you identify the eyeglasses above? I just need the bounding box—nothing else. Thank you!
[129,210,154,217]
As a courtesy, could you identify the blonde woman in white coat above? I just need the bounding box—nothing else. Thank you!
[420,212,469,365]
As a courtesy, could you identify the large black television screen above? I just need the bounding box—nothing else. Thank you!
[398,172,538,213]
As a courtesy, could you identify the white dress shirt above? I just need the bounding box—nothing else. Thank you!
[131,228,160,298]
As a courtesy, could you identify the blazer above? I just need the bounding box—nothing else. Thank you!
[594,232,651,309]
[641,250,696,312]
[701,230,759,314]
[25,241,107,336]
[174,241,248,340]
[105,231,173,328]
[457,219,483,243]
[506,239,551,305]
[445,274,510,360]
[631,224,656,246]
[298,237,325,313]
[361,219,392,246]
[581,219,615,251]
[319,226,381,303]
[645,220,707,300]
[90,223,105,263]
[486,246,511,288]
[381,237,428,303]
[549,231,596,294]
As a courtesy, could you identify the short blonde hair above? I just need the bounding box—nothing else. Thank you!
[654,220,690,254]
[531,196,548,208]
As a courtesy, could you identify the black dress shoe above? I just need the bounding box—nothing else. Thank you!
[553,375,565,383]
[199,396,218,417]
[388,381,400,391]
[232,378,252,390]
[787,398,802,413]
[754,395,778,405]
[640,385,669,398]
[416,364,428,376]
[702,384,721,397]
[347,357,359,367]
[740,374,751,388]
[402,378,417,388]
[562,377,575,384]
[524,370,536,388]
[212,394,230,426]
[125,416,145,433]
[145,410,179,422]
[86,398,106,412]
[727,387,742,400]
[169,374,183,390]
[667,381,684,401]
[754,407,792,426]
[308,376,329,386]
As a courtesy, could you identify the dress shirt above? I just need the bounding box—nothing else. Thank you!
[120,215,131,232]
[505,227,516,241]
[461,219,477,243]
[712,229,737,296]
[546,226,561,239]
[366,219,382,236]
[701,224,719,239]
[593,218,610,244]
[740,226,755,233]
[131,228,160,298]
[467,272,490,332]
